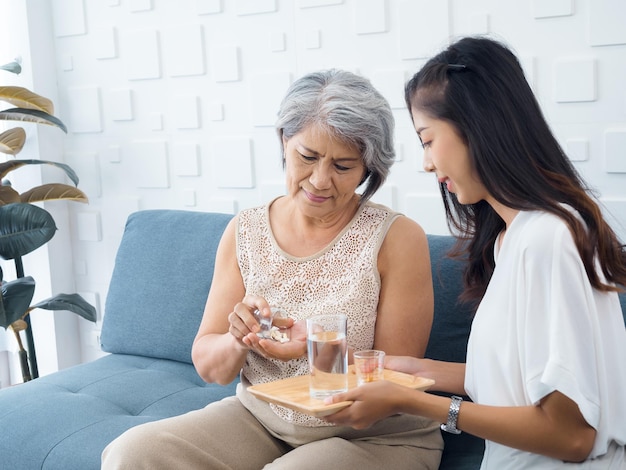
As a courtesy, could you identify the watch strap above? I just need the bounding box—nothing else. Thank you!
[440,395,462,434]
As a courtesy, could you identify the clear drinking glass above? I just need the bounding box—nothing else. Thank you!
[353,349,385,386]
[306,314,348,399]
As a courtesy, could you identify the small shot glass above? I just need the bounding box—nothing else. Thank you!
[252,307,290,343]
[353,349,385,386]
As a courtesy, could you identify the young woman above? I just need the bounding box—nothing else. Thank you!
[325,36,626,469]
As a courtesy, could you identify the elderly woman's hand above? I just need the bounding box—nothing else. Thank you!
[229,295,306,360]
[227,297,266,346]
[254,319,307,361]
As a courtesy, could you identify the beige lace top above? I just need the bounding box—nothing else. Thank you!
[237,198,401,426]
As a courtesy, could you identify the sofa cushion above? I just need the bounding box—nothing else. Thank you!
[0,353,238,470]
[100,210,233,363]
[425,234,475,364]
[425,235,485,469]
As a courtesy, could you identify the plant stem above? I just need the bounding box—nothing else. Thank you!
[12,328,32,382]
[14,256,39,378]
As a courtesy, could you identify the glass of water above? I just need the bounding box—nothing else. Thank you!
[306,314,348,399]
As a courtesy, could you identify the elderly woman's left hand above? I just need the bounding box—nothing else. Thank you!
[245,319,307,361]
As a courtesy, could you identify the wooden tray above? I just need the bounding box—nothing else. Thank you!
[248,365,434,418]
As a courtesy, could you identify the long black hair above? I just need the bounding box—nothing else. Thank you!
[405,36,626,305]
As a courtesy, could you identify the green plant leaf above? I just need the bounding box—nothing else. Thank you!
[0,61,22,75]
[0,108,67,133]
[0,159,79,186]
[20,183,89,204]
[0,276,35,329]
[30,293,97,323]
[0,203,57,260]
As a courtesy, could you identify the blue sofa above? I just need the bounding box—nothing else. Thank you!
[0,209,623,469]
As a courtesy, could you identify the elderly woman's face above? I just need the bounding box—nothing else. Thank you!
[283,124,366,219]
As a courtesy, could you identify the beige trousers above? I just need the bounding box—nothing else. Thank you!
[102,388,443,470]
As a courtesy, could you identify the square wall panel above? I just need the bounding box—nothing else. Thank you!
[163,25,205,77]
[371,68,407,109]
[173,142,200,176]
[123,29,161,80]
[212,137,254,188]
[604,130,626,173]
[77,212,102,242]
[129,140,170,188]
[260,181,286,202]
[469,12,490,34]
[52,0,86,37]
[110,88,133,121]
[182,188,197,206]
[566,138,589,162]
[398,0,449,59]
[197,0,223,15]
[150,113,164,131]
[250,71,292,126]
[589,0,626,46]
[211,45,240,82]
[67,86,102,133]
[554,58,596,103]
[61,54,73,71]
[130,0,152,12]
[270,32,286,52]
[355,0,387,35]
[236,0,277,15]
[305,30,321,49]
[207,198,238,214]
[532,0,573,19]
[174,95,201,129]
[92,27,118,59]
[105,144,121,163]
[208,103,224,121]
[299,0,343,7]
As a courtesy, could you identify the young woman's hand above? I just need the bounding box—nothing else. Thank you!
[322,381,413,429]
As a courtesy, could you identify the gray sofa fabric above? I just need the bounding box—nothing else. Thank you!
[0,210,623,470]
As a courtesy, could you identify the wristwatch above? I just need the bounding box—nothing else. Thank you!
[440,395,462,434]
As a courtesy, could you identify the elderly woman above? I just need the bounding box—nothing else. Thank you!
[102,69,442,469]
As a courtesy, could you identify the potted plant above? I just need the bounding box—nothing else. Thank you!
[0,58,96,383]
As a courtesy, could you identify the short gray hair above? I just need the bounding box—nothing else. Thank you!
[276,69,395,203]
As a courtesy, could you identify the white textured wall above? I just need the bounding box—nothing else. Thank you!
[2,0,626,378]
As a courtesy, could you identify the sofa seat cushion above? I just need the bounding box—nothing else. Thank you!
[0,353,238,470]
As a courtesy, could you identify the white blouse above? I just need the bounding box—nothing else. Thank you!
[465,209,626,468]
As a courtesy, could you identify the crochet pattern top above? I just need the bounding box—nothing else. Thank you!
[237,197,400,426]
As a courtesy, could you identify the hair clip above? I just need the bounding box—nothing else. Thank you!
[447,64,467,71]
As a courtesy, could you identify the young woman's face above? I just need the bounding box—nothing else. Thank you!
[283,124,366,219]
[411,109,489,205]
